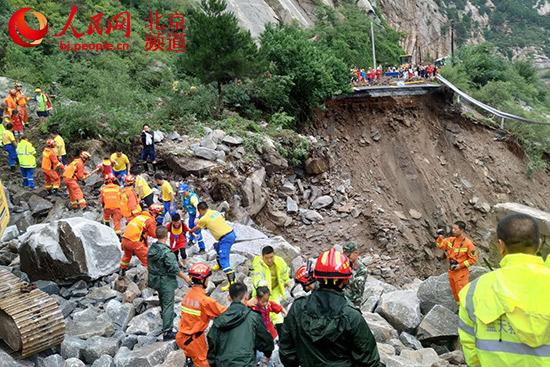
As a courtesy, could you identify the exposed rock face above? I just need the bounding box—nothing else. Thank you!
[417,273,457,314]
[242,167,267,215]
[18,218,122,282]
[375,290,421,333]
[416,305,459,342]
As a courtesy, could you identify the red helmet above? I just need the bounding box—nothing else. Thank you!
[124,174,136,185]
[148,203,164,217]
[80,151,91,160]
[296,265,314,285]
[104,173,116,182]
[189,263,212,280]
[46,139,56,148]
[313,248,352,279]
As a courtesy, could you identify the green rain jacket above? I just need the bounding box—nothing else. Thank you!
[207,301,274,367]
[147,241,180,292]
[280,288,380,367]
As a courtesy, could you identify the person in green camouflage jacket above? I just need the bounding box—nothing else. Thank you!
[342,242,367,308]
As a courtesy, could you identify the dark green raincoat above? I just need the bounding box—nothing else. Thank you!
[147,240,180,332]
[280,288,380,367]
[207,301,274,367]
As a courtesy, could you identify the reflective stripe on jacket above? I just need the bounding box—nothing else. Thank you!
[123,212,154,242]
[101,183,122,209]
[16,140,36,168]
[458,253,550,367]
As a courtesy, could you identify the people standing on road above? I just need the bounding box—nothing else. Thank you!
[251,246,290,335]
[190,202,237,291]
[166,213,190,270]
[154,173,176,224]
[42,139,64,196]
[2,123,18,172]
[342,241,368,308]
[147,226,191,341]
[100,173,123,239]
[179,183,206,253]
[436,221,478,305]
[176,263,227,367]
[49,130,67,165]
[120,203,163,273]
[16,137,37,190]
[458,213,550,367]
[63,151,91,210]
[207,282,275,367]
[279,248,380,367]
[140,124,156,173]
[110,150,130,185]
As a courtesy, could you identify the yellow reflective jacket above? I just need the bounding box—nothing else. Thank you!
[458,253,550,367]
[16,139,36,168]
[251,255,290,300]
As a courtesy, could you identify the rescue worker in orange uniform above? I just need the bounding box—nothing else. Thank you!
[14,82,31,124]
[101,173,123,238]
[63,151,91,210]
[42,139,65,196]
[436,220,478,305]
[119,203,163,274]
[2,89,18,117]
[176,263,227,367]
[121,175,142,222]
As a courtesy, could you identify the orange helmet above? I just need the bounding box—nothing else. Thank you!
[124,174,136,185]
[313,248,352,279]
[104,173,116,182]
[296,264,314,285]
[189,263,212,280]
[148,203,164,217]
[46,139,56,148]
[80,151,91,160]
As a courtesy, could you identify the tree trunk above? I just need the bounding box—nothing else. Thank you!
[216,80,223,118]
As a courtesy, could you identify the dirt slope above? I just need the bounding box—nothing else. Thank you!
[266,90,550,285]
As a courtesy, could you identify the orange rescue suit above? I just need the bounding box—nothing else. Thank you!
[120,212,156,269]
[101,183,123,235]
[175,287,227,367]
[63,158,88,209]
[436,236,477,304]
[121,186,141,221]
[42,147,63,190]
[15,91,30,124]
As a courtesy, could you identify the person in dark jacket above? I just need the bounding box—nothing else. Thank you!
[280,247,380,367]
[147,226,191,340]
[207,282,274,367]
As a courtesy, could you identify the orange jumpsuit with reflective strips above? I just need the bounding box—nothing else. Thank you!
[436,235,477,304]
[175,286,227,367]
[42,147,63,191]
[121,186,141,222]
[63,158,88,209]
[120,212,156,269]
[101,183,123,235]
[15,91,30,124]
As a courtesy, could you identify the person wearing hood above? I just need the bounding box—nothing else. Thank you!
[207,282,274,367]
[458,213,550,367]
[280,247,380,367]
[147,226,191,340]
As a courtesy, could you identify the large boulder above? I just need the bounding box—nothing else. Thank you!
[82,336,120,364]
[241,167,267,216]
[18,218,122,282]
[232,236,300,265]
[66,319,115,340]
[375,290,421,333]
[305,156,335,175]
[363,312,398,342]
[400,348,441,366]
[416,305,459,342]
[114,342,177,367]
[28,194,53,217]
[125,307,162,335]
[417,273,457,314]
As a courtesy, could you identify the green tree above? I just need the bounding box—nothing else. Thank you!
[260,24,351,124]
[177,0,259,116]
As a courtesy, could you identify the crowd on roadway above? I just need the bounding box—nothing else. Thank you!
[351,64,439,83]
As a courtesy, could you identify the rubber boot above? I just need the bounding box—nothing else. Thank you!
[119,267,127,276]
[221,270,236,292]
[152,163,157,172]
[52,189,62,197]
[212,255,221,272]
[46,190,52,196]
[142,162,149,172]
